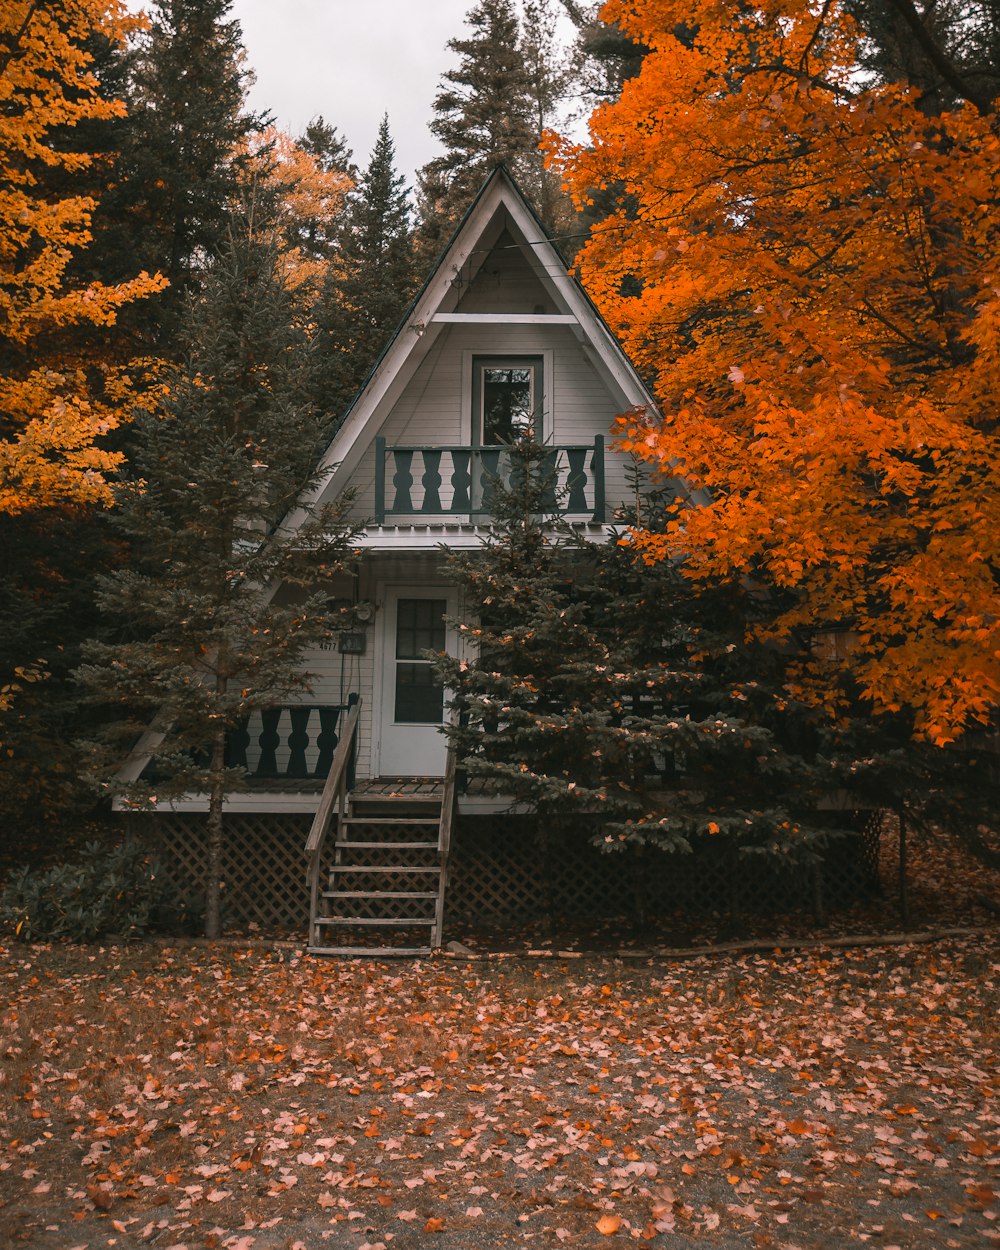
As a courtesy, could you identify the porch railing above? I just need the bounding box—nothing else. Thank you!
[433,739,459,946]
[305,695,362,948]
[374,436,606,524]
[226,701,358,780]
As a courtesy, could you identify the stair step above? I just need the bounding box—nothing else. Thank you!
[341,817,439,826]
[336,840,439,850]
[323,890,438,900]
[329,865,440,875]
[309,946,432,957]
[315,916,437,926]
[350,793,442,804]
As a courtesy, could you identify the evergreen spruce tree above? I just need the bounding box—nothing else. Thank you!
[436,441,849,916]
[314,116,415,426]
[519,0,575,234]
[0,509,112,854]
[555,1,653,263]
[438,442,1000,910]
[97,0,264,346]
[559,0,650,104]
[290,116,356,267]
[416,0,537,261]
[298,115,356,180]
[78,194,362,938]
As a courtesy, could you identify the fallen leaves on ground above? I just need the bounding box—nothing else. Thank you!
[0,935,997,1249]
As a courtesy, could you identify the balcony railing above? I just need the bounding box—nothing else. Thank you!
[225,701,358,782]
[374,436,606,524]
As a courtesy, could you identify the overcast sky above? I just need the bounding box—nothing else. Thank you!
[231,0,576,188]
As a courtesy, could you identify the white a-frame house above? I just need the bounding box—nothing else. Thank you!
[149,168,662,952]
[297,166,654,779]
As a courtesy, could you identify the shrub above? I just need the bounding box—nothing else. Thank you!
[0,839,170,942]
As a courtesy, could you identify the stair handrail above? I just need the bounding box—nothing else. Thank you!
[306,696,361,942]
[433,740,459,948]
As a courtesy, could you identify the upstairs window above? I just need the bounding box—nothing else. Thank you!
[473,355,543,445]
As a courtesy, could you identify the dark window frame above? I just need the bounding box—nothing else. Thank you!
[471,354,544,447]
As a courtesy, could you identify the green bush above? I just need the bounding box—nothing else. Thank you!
[0,839,171,943]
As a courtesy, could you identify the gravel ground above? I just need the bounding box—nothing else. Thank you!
[1,931,997,1250]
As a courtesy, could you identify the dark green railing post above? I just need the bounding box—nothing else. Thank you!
[346,691,359,790]
[591,434,606,522]
[374,436,386,525]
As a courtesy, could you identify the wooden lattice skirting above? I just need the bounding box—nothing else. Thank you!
[126,810,882,936]
[128,812,312,931]
[445,813,881,922]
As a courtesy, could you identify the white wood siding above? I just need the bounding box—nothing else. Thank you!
[338,323,635,524]
[454,231,557,314]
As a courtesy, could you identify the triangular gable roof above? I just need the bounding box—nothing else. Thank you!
[286,165,657,527]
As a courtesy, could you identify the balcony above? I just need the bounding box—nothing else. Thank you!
[374,436,606,525]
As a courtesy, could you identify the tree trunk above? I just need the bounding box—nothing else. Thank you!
[204,726,227,939]
[538,819,555,941]
[897,809,909,927]
[632,845,648,928]
[811,862,827,926]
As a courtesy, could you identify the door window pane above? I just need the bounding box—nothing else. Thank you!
[394,663,445,723]
[395,598,446,659]
[394,598,446,724]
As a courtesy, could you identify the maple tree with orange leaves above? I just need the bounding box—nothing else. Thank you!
[236,125,353,292]
[0,0,166,516]
[550,0,1000,745]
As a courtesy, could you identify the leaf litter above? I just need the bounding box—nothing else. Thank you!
[0,935,997,1249]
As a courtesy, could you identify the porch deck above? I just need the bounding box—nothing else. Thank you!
[153,773,507,813]
[350,777,445,800]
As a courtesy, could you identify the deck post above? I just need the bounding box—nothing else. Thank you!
[591,435,606,523]
[374,436,386,525]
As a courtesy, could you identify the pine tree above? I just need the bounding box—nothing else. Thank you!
[438,440,1000,914]
[436,441,844,900]
[96,0,264,346]
[559,0,650,104]
[298,115,356,180]
[0,508,112,844]
[314,116,415,426]
[519,0,575,232]
[290,117,356,267]
[78,193,362,938]
[553,1,653,261]
[416,0,537,260]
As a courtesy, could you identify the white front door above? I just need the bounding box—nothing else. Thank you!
[376,586,457,777]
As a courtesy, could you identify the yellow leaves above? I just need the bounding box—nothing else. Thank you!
[235,126,351,290]
[0,1,167,515]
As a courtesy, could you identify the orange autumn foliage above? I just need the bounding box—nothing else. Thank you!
[237,126,353,291]
[0,0,166,515]
[550,0,1000,743]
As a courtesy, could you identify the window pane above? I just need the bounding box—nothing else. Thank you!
[394,663,444,723]
[482,366,534,443]
[396,598,446,659]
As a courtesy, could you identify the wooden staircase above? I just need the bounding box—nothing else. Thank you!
[305,702,456,957]
[311,790,446,955]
